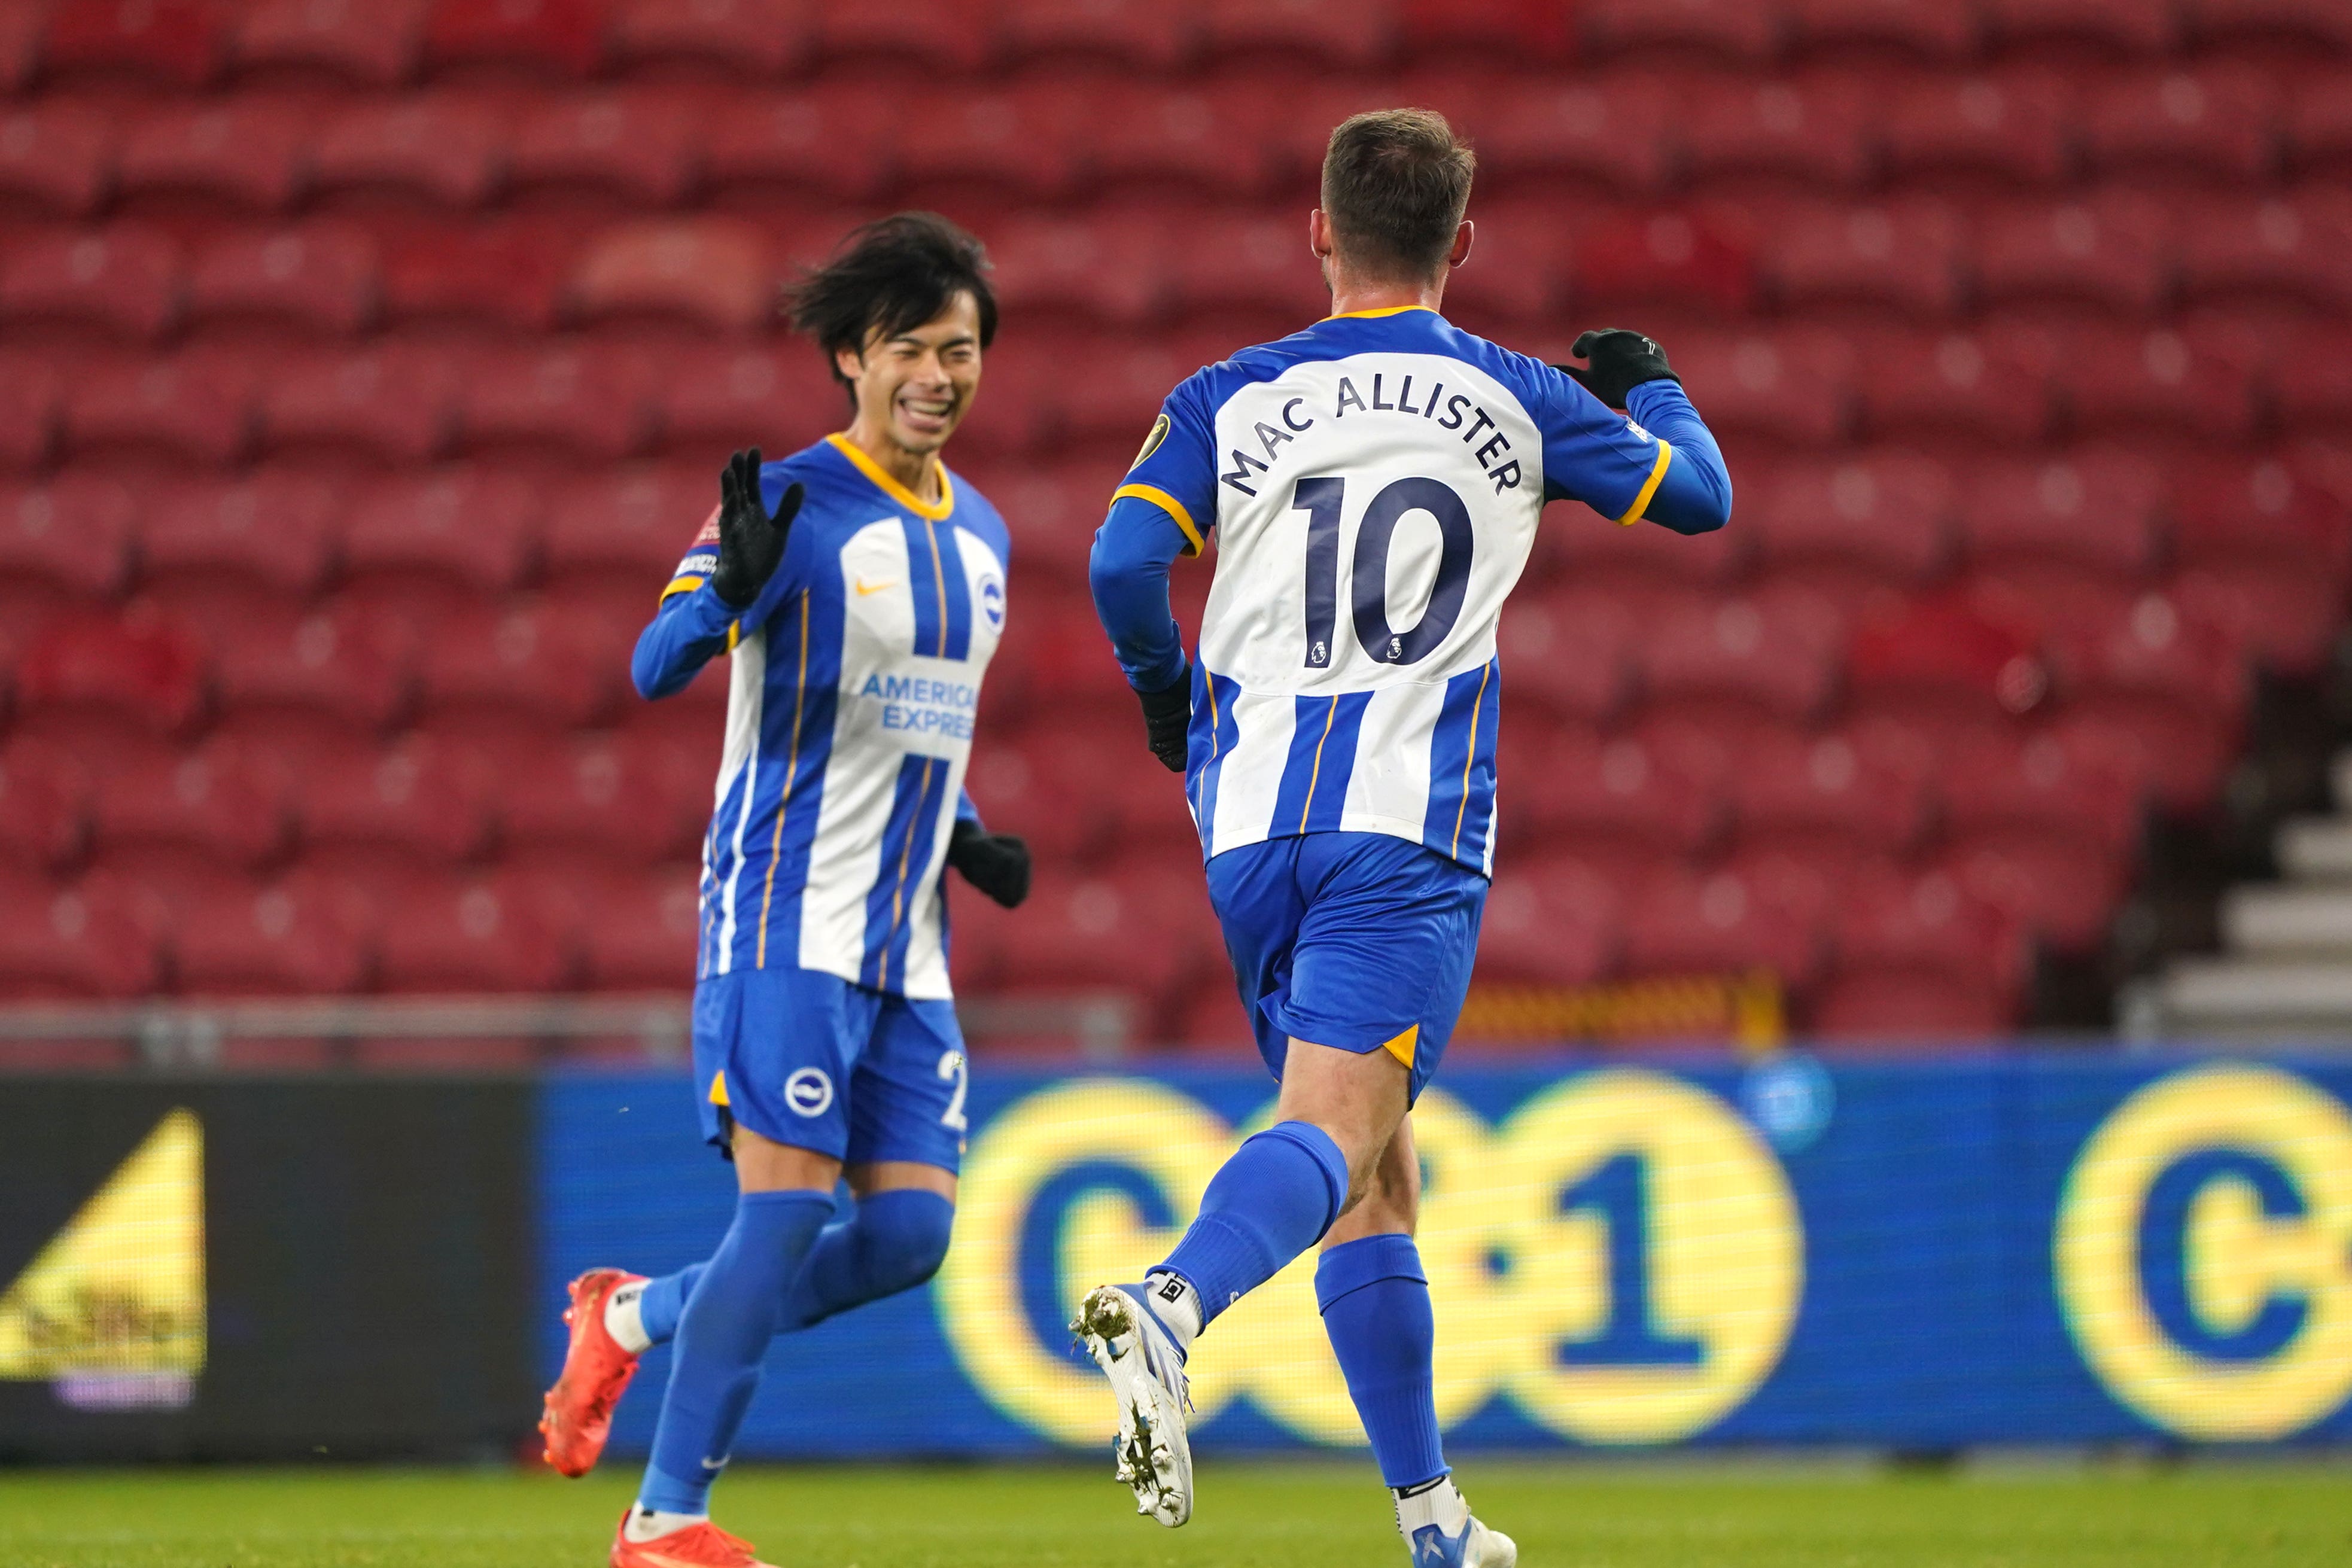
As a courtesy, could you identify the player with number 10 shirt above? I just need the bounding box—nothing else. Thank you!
[1079,110,1732,1566]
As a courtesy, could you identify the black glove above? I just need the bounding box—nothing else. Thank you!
[1136,664,1191,774]
[710,447,802,608]
[946,818,1030,908]
[1558,328,1679,409]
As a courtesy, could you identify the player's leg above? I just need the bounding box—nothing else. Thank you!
[1319,1121,1514,1568]
[778,995,965,1330]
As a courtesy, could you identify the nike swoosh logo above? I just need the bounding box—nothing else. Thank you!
[855,577,895,596]
[700,1456,727,1470]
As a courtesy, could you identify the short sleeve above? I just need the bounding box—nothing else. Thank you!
[1109,373,1219,555]
[661,505,722,601]
[1531,363,1679,526]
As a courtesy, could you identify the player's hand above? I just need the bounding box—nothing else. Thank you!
[1559,329,1679,409]
[947,818,1030,909]
[1137,664,1191,774]
[710,447,802,608]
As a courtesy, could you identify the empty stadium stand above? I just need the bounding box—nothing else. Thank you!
[1,0,2348,1045]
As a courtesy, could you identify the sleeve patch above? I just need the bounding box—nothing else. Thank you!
[1130,412,1170,470]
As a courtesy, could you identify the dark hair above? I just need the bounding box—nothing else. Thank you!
[782,212,997,395]
[1320,109,1477,279]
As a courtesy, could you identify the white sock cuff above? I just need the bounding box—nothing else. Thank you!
[1142,1270,1203,1346]
[1394,1475,1466,1536]
[605,1280,652,1355]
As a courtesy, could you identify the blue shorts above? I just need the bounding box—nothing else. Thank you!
[1205,832,1488,1102]
[690,966,967,1173]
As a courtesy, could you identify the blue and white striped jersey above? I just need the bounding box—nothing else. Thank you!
[1100,306,1729,876]
[634,435,1010,999]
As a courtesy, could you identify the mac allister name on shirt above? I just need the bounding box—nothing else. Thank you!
[860,670,979,739]
[1220,370,1526,498]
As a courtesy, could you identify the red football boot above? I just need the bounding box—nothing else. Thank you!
[540,1268,646,1477]
[608,1509,777,1568]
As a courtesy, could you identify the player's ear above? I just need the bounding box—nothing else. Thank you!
[833,343,864,384]
[1308,208,1334,260]
[1447,219,1474,271]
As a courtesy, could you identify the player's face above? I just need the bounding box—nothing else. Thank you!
[836,292,984,457]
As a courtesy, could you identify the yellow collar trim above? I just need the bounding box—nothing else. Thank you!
[827,433,953,520]
[1322,305,1437,321]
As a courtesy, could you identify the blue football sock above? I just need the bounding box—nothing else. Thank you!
[1157,1121,1349,1328]
[636,1266,702,1347]
[638,1189,832,1516]
[779,1189,955,1333]
[1318,1233,1447,1491]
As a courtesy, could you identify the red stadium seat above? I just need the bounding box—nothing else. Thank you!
[184,224,381,340]
[2082,66,2280,183]
[570,219,772,334]
[1513,730,1724,872]
[258,342,465,464]
[1681,78,1873,191]
[656,342,844,463]
[1475,75,1675,196]
[990,872,1198,998]
[2285,70,2352,173]
[2193,0,2352,53]
[115,98,312,214]
[1049,333,1215,448]
[1078,81,1281,199]
[546,463,711,600]
[0,226,182,342]
[1474,855,1621,986]
[1816,867,2026,1039]
[1622,867,1825,988]
[2170,561,2344,675]
[375,876,573,993]
[1957,448,2164,576]
[954,462,1115,587]
[1973,193,2174,316]
[606,0,809,77]
[961,731,1093,861]
[1765,201,1966,319]
[509,91,702,209]
[63,348,260,467]
[1882,69,2074,190]
[424,0,606,78]
[379,219,574,330]
[1580,0,1781,64]
[0,875,163,1000]
[1441,198,1574,327]
[311,94,508,209]
[212,604,410,733]
[14,606,208,742]
[1200,0,1399,68]
[898,87,1088,200]
[296,739,491,867]
[2171,454,2352,579]
[496,733,700,865]
[415,601,623,732]
[1784,0,1980,62]
[2275,323,2352,436]
[44,0,224,87]
[810,0,993,71]
[342,465,540,601]
[1494,592,1637,724]
[1559,207,1758,318]
[88,741,290,870]
[232,0,429,86]
[1668,328,1857,446]
[139,469,339,601]
[1937,829,2128,956]
[567,862,699,992]
[702,85,894,203]
[1942,726,2141,851]
[458,342,656,461]
[1550,490,1749,600]
[2175,191,2352,312]
[987,212,1167,328]
[2053,325,2259,440]
[0,473,135,609]
[0,745,89,872]
[0,100,115,218]
[998,0,1195,71]
[1854,327,2054,446]
[171,872,373,997]
[1724,728,1931,861]
[1980,0,2178,57]
[1639,596,1843,726]
[0,2,42,92]
[1847,590,2049,723]
[1163,209,1327,325]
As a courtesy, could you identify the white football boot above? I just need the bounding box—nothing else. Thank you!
[1071,1283,1195,1527]
[1399,1479,1517,1568]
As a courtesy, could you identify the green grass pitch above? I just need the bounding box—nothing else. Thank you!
[4,1460,2348,1567]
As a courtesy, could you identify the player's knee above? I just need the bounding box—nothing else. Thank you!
[863,1188,956,1290]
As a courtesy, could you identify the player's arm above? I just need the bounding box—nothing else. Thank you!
[1547,330,1732,537]
[1088,387,1217,773]
[631,449,805,701]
